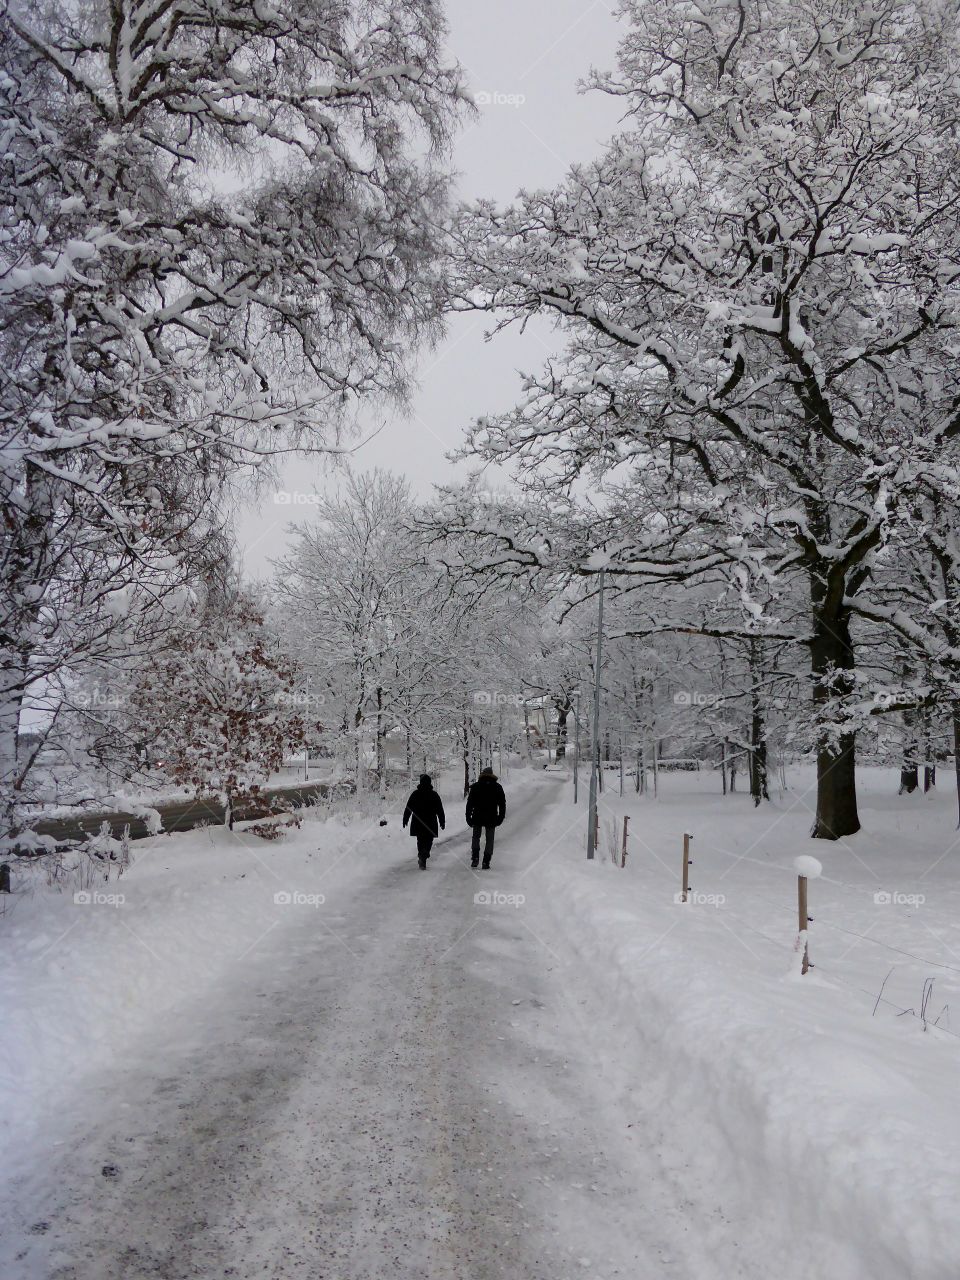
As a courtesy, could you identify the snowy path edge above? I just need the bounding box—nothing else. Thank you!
[533,817,959,1280]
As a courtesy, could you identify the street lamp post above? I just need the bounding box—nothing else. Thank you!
[573,690,581,804]
[587,567,606,860]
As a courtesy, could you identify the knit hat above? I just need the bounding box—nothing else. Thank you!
[479,767,495,778]
[419,773,432,786]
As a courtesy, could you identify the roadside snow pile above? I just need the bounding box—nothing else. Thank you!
[535,766,960,1280]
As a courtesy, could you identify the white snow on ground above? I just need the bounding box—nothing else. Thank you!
[538,764,960,1280]
[0,764,958,1278]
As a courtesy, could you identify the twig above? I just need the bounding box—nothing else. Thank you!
[872,966,895,1017]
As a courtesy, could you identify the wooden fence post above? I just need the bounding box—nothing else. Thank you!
[798,874,810,974]
[681,832,692,902]
[0,863,9,894]
[621,815,629,868]
[791,855,821,973]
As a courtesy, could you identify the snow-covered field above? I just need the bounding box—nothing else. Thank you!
[1,764,958,1278]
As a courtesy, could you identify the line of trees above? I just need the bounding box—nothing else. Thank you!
[1,0,467,848]
[8,0,960,851]
[435,0,960,839]
[272,467,571,796]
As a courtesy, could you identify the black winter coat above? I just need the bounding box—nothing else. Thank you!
[465,775,506,828]
[403,783,445,838]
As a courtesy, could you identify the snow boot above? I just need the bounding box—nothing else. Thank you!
[470,858,479,868]
[418,856,427,870]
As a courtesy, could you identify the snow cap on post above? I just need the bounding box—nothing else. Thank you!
[793,855,823,880]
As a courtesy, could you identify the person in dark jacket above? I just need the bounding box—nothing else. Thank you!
[402,774,445,869]
[465,766,506,869]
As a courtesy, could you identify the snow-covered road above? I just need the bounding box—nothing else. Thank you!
[6,774,754,1280]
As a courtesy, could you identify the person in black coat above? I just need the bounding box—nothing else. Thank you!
[465,767,506,869]
[402,774,446,869]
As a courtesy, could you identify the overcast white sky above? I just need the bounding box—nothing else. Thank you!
[238,0,624,577]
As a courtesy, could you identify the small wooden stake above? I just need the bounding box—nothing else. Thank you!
[621,815,629,868]
[681,832,692,902]
[0,863,9,894]
[798,874,810,974]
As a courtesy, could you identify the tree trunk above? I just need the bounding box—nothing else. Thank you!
[921,705,934,792]
[899,763,919,794]
[813,733,859,837]
[375,686,386,799]
[1,464,56,843]
[748,639,769,806]
[353,702,364,793]
[749,717,769,806]
[809,599,860,839]
[555,700,570,762]
[899,701,919,794]
[0,662,27,844]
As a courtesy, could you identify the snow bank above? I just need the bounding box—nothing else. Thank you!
[533,768,960,1280]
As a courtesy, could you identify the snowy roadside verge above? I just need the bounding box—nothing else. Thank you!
[0,803,395,1173]
[532,783,960,1280]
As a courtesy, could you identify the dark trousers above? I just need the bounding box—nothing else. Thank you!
[416,834,434,860]
[471,825,495,865]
